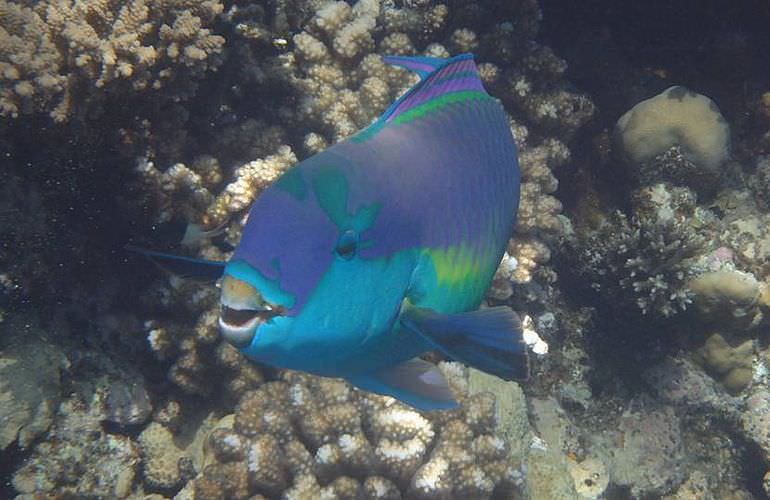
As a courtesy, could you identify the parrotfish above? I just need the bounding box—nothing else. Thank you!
[142,54,527,410]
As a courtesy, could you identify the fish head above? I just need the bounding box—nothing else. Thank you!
[218,158,397,367]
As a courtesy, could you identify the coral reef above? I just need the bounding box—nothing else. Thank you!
[103,379,153,427]
[614,86,731,193]
[750,155,770,206]
[12,398,140,497]
[610,405,685,496]
[187,367,525,499]
[139,422,188,491]
[693,333,754,395]
[5,0,770,498]
[566,182,710,317]
[0,0,225,121]
[0,317,65,451]
[568,457,609,499]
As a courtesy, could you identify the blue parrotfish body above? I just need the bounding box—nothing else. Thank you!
[165,54,526,410]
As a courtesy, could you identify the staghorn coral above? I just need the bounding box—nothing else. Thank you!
[0,0,225,121]
[567,183,710,317]
[186,368,525,499]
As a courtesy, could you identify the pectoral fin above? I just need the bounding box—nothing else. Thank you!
[401,306,529,381]
[348,358,458,411]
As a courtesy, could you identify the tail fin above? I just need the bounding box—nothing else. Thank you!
[401,306,529,381]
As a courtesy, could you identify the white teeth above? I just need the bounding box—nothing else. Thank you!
[218,316,259,348]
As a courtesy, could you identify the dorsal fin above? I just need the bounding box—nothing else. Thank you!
[379,53,487,123]
[381,55,447,80]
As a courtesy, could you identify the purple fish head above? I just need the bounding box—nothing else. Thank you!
[215,154,405,374]
[217,162,341,350]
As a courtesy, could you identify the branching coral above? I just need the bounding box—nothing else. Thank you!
[568,183,709,317]
[277,1,421,142]
[0,0,225,121]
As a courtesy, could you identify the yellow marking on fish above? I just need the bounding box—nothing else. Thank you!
[426,239,498,291]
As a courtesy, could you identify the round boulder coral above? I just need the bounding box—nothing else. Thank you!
[614,86,730,193]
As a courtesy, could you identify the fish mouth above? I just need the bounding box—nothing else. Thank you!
[219,275,284,348]
[218,304,283,348]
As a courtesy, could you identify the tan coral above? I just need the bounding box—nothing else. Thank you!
[0,0,225,120]
[693,333,755,395]
[205,145,297,226]
[186,369,526,498]
[247,434,290,496]
[688,270,762,328]
[138,422,185,490]
[507,237,551,284]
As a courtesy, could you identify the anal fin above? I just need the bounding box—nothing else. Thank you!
[401,306,529,381]
[348,358,458,411]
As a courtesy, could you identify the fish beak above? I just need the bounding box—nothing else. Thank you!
[219,275,282,348]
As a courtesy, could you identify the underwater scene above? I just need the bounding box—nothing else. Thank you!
[2,0,770,498]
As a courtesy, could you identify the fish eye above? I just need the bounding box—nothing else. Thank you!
[335,229,358,260]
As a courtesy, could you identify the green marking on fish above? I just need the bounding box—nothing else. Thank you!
[312,167,382,234]
[312,167,350,229]
[275,167,306,200]
[351,202,382,233]
[391,90,491,125]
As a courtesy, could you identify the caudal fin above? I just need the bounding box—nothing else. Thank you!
[401,306,529,381]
